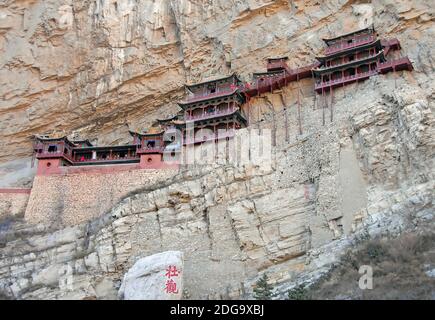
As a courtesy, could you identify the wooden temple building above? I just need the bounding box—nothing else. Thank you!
[178,74,247,145]
[312,26,413,93]
[32,27,413,174]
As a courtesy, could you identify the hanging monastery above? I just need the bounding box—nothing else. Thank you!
[31,27,413,176]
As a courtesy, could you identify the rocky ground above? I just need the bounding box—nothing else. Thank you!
[302,230,435,300]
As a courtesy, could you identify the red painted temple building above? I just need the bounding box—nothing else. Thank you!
[32,27,413,174]
[178,74,247,145]
[312,26,413,93]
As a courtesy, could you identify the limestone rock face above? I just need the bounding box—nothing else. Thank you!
[1,0,434,186]
[119,251,184,300]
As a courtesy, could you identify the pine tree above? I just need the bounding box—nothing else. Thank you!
[253,273,274,300]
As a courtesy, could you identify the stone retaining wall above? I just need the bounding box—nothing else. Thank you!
[24,168,178,226]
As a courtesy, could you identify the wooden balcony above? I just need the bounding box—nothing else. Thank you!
[184,130,236,145]
[37,150,143,164]
[324,35,376,56]
[315,69,378,92]
[315,53,380,72]
[73,156,140,165]
[378,57,413,74]
[267,60,288,71]
[182,88,238,104]
[137,146,164,154]
[381,38,401,52]
[185,107,237,122]
[244,62,320,97]
[36,151,74,163]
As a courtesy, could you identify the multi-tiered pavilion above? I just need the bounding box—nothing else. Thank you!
[178,74,247,145]
[313,26,413,93]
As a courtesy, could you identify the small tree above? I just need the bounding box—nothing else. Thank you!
[253,273,274,300]
[287,284,310,300]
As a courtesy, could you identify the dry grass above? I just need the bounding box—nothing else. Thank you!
[306,232,435,300]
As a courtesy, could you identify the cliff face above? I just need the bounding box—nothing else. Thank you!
[0,80,433,299]
[1,0,433,185]
[0,0,434,300]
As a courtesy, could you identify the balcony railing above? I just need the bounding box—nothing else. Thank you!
[289,63,320,75]
[315,69,378,90]
[184,87,237,103]
[137,146,164,154]
[317,53,380,71]
[184,130,236,145]
[324,35,376,56]
[37,150,142,164]
[73,156,140,163]
[381,38,400,48]
[185,107,237,121]
[378,57,412,72]
[36,151,74,163]
[267,61,288,71]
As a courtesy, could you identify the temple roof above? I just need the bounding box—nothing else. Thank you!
[34,134,67,141]
[185,73,241,91]
[71,139,93,147]
[313,50,385,75]
[267,56,289,62]
[178,88,241,109]
[128,129,164,138]
[33,134,94,148]
[156,114,178,123]
[322,26,375,45]
[33,134,78,148]
[253,70,286,77]
[316,39,382,61]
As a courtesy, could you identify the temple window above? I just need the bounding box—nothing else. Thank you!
[207,83,216,93]
[48,145,58,153]
[146,141,156,148]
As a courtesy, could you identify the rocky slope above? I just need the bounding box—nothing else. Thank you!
[0,0,434,299]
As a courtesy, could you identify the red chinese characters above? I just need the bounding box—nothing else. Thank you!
[165,265,180,294]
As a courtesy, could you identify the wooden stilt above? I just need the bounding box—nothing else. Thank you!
[322,88,326,126]
[270,101,277,147]
[330,86,334,123]
[280,93,289,142]
[297,74,302,135]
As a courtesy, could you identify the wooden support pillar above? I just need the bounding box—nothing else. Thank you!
[269,100,277,147]
[246,95,251,125]
[330,87,334,123]
[280,93,289,142]
[297,73,302,135]
[322,88,326,126]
